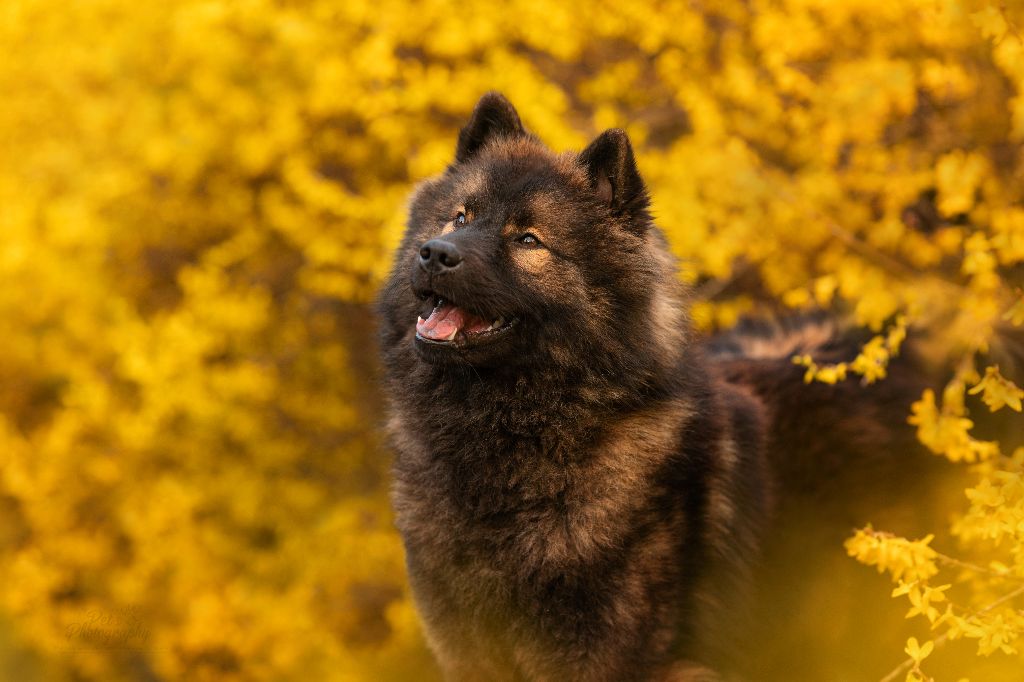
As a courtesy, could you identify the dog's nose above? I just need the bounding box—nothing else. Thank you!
[418,239,462,272]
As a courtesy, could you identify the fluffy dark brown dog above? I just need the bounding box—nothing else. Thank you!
[376,92,923,681]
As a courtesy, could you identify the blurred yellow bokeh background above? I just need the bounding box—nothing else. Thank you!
[2,0,1024,679]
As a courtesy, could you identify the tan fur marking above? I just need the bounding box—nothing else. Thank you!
[644,232,689,366]
[649,285,685,361]
[510,246,551,274]
[735,320,835,359]
[705,437,740,535]
[717,434,740,470]
[707,483,737,529]
[439,221,454,236]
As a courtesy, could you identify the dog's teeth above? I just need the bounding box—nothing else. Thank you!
[417,316,424,324]
[445,328,458,341]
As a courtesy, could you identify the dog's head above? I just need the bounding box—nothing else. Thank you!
[380,92,685,372]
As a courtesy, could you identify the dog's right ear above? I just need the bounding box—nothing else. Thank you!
[455,92,525,163]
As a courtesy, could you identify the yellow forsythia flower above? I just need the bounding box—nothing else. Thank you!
[968,366,1024,412]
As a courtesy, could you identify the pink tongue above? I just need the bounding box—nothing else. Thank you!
[417,303,467,340]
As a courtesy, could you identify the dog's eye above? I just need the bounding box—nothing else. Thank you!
[454,211,467,227]
[517,233,542,247]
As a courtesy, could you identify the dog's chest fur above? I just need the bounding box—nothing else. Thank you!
[385,380,742,679]
[392,393,693,565]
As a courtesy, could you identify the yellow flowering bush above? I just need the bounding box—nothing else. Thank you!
[1,0,1023,679]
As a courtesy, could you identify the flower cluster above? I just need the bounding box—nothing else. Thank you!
[793,315,908,384]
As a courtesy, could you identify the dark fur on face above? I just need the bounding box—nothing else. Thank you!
[381,94,681,390]
[377,93,925,681]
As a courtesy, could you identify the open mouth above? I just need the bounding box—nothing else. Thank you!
[415,296,515,347]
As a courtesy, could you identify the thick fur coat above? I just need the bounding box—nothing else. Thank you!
[376,93,923,681]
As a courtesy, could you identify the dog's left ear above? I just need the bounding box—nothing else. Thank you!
[455,92,526,163]
[579,129,647,216]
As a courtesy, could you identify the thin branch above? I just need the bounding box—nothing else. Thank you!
[824,219,923,282]
[878,583,1024,682]
[935,553,1024,584]
[999,5,1024,45]
[879,653,929,682]
[691,260,754,301]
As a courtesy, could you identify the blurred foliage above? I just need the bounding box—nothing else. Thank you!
[1,0,1024,680]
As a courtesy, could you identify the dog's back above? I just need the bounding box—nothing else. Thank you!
[708,315,929,505]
